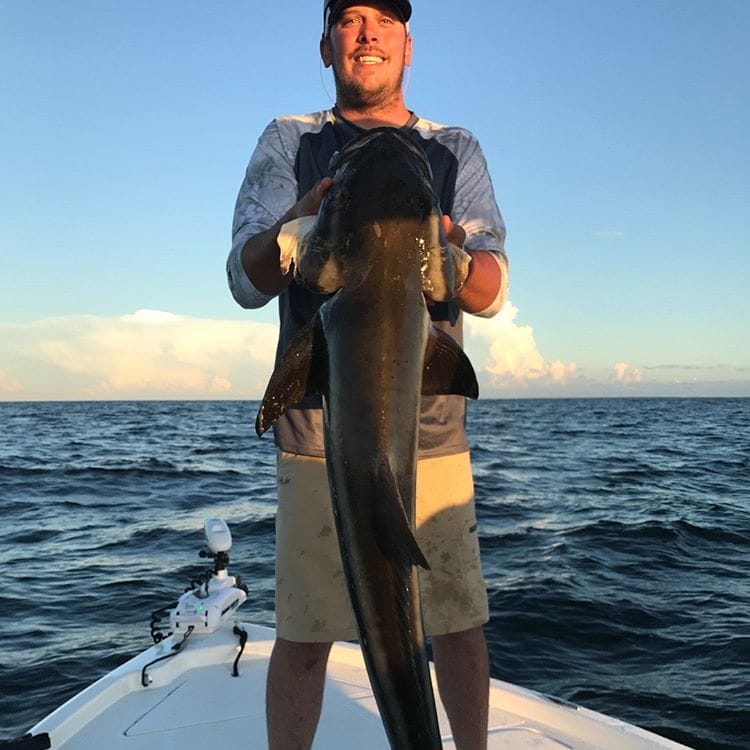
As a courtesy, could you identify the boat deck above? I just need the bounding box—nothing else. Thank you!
[30,622,691,749]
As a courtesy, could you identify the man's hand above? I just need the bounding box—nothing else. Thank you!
[277,177,335,276]
[441,214,466,248]
[284,177,334,222]
[442,214,509,317]
[241,177,334,296]
[422,215,472,303]
[442,215,472,293]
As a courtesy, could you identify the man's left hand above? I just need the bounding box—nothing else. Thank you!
[441,215,466,248]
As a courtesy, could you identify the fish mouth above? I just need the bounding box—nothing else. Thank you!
[328,128,434,184]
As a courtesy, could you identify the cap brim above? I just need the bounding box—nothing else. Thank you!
[324,0,412,34]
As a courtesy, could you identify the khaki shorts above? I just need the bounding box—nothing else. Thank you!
[274,449,489,642]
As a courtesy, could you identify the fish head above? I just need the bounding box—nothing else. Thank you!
[295,127,449,295]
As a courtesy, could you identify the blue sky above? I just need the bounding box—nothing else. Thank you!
[1,0,748,399]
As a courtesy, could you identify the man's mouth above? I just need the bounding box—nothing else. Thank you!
[354,51,385,64]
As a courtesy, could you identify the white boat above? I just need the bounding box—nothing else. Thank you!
[10,520,694,750]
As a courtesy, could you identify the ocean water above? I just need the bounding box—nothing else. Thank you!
[0,398,748,749]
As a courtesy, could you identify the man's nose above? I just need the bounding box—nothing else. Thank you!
[357,21,378,43]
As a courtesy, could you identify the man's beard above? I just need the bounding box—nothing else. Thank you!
[333,61,405,112]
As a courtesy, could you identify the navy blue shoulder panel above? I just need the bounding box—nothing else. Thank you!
[294,120,458,218]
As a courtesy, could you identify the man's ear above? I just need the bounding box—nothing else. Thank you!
[320,36,333,68]
[404,33,413,67]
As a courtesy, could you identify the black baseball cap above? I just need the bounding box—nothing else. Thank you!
[323,0,412,36]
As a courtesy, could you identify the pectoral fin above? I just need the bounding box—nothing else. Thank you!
[422,326,479,399]
[255,317,326,437]
[372,459,430,570]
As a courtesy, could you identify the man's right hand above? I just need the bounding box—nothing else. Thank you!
[241,177,334,296]
[284,177,334,222]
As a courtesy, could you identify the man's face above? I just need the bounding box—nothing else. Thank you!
[321,2,412,111]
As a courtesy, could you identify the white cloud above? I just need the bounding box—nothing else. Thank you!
[0,369,23,394]
[0,310,279,399]
[2,303,582,401]
[2,307,747,400]
[121,309,183,325]
[465,302,578,391]
[613,361,643,384]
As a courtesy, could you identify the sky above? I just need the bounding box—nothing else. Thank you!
[1,0,748,400]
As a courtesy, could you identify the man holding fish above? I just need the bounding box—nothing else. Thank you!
[227,1,508,747]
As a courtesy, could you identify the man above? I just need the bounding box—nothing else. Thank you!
[227,1,508,747]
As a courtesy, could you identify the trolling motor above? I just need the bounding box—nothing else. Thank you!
[169,518,248,634]
[143,518,249,685]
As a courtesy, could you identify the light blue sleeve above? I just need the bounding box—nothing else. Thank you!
[226,120,299,308]
[450,133,507,256]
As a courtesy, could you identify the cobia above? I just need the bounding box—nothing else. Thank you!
[257,127,478,748]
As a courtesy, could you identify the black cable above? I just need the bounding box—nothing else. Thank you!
[140,626,194,687]
[232,625,248,677]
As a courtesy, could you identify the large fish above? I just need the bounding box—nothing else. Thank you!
[256,128,478,748]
